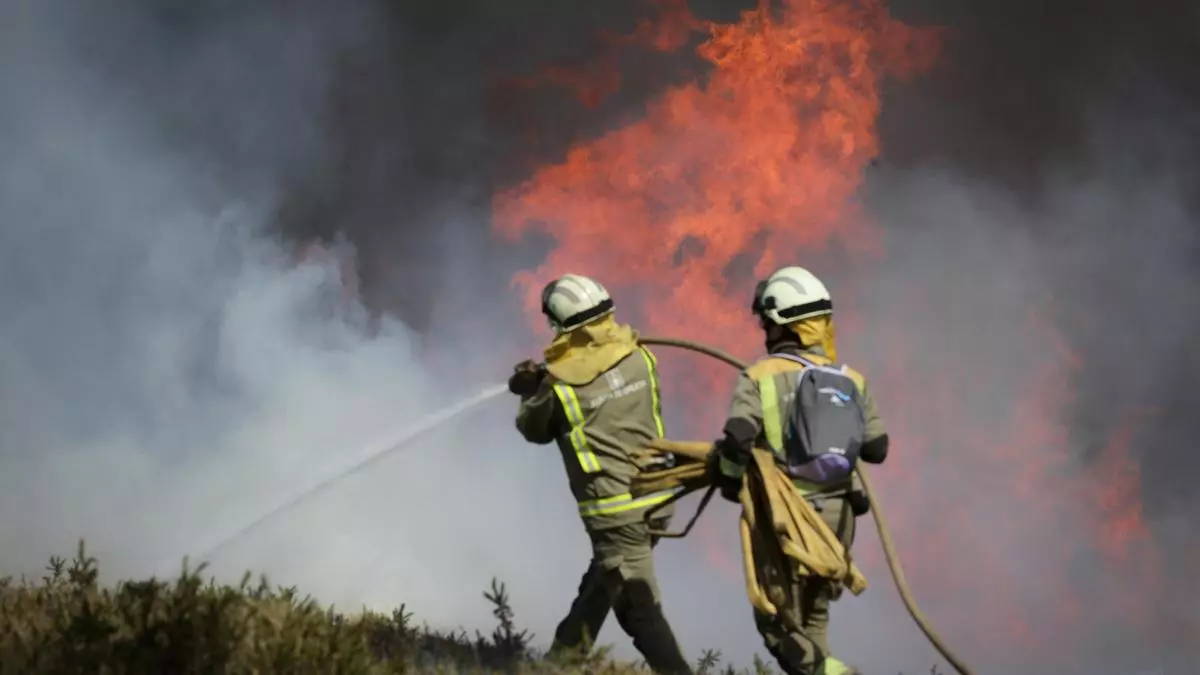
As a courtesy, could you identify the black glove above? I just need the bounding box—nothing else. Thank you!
[847,489,871,516]
[706,448,743,504]
[507,359,546,397]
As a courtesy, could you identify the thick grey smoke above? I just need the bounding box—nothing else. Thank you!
[0,0,766,669]
[842,132,1200,675]
[839,5,1200,672]
[0,0,587,649]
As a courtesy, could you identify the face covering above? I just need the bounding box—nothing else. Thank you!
[790,314,838,362]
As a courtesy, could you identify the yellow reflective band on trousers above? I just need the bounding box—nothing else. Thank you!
[639,347,666,438]
[756,374,847,498]
[578,490,676,518]
[553,383,602,473]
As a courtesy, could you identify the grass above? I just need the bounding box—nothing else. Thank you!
[0,541,939,674]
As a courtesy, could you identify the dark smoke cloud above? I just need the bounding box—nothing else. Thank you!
[859,1,1200,672]
[0,1,770,671]
[879,0,1200,549]
[0,0,612,654]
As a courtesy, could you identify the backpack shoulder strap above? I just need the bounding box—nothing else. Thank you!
[839,363,867,395]
[769,352,815,368]
[746,353,807,379]
[769,352,845,376]
[772,348,859,374]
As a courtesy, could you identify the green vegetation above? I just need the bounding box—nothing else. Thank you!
[0,541,936,674]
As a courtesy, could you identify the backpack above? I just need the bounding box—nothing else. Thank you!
[770,353,867,486]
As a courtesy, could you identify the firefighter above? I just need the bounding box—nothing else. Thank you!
[709,265,890,675]
[508,273,693,675]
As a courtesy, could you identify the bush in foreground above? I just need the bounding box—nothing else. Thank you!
[0,542,937,674]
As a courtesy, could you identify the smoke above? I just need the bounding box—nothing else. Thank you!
[3,1,1197,675]
[838,2,1200,672]
[840,144,1200,673]
[0,0,594,644]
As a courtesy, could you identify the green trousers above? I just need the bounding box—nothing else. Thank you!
[549,517,692,675]
[755,496,859,675]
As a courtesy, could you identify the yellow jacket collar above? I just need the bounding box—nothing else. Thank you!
[542,316,641,386]
[788,315,838,363]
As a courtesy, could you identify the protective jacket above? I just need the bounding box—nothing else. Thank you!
[716,342,886,497]
[516,318,676,532]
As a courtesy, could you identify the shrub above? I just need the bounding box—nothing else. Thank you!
[0,541,933,674]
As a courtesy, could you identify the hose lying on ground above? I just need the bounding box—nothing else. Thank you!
[634,336,976,675]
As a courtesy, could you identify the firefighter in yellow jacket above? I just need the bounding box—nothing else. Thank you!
[709,266,891,675]
[508,273,693,675]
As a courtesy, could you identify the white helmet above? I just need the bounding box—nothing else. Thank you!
[752,265,833,326]
[540,274,615,333]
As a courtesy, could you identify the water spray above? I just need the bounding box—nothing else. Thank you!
[185,383,508,566]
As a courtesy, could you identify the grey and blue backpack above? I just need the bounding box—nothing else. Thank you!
[771,353,867,486]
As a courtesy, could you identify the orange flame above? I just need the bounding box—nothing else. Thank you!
[492,0,1164,669]
[496,0,939,342]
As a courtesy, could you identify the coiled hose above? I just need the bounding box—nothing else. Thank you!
[638,336,975,675]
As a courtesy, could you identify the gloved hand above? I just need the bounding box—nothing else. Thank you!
[847,489,871,516]
[706,448,743,504]
[508,359,546,397]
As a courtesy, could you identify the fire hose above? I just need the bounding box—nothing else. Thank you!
[635,336,975,675]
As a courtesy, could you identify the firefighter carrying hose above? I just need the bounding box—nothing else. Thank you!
[708,265,891,675]
[508,273,693,675]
